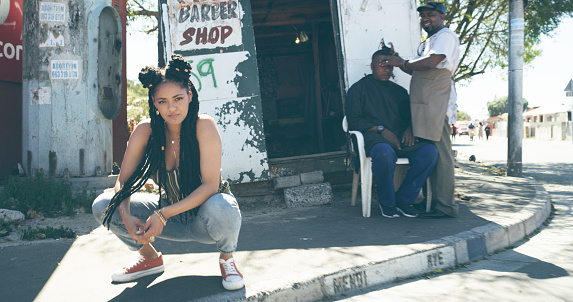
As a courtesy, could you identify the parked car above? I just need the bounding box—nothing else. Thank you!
[459,127,469,135]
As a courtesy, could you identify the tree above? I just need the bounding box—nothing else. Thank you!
[127,0,159,33]
[444,0,573,82]
[127,79,150,127]
[487,96,529,117]
[456,110,472,121]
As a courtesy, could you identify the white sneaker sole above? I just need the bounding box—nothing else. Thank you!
[397,207,418,218]
[111,265,165,282]
[222,277,244,290]
[379,206,399,218]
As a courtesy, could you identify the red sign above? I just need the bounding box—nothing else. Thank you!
[0,0,23,83]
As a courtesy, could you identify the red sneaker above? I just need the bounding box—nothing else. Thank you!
[112,253,164,282]
[219,258,244,290]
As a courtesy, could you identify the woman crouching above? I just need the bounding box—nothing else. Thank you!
[92,55,243,290]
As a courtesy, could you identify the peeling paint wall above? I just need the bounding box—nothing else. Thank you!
[162,0,269,183]
[22,0,122,176]
[335,0,421,92]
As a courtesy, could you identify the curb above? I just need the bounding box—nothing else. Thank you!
[233,176,551,301]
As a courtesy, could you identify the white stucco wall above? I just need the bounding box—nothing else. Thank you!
[336,0,421,92]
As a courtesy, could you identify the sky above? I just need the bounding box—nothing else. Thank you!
[455,16,573,120]
[126,16,573,121]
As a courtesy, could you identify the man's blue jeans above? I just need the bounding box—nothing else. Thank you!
[370,143,438,207]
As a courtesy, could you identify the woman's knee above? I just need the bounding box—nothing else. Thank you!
[92,191,114,223]
[199,194,241,227]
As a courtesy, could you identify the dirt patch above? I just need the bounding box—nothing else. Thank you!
[0,213,101,246]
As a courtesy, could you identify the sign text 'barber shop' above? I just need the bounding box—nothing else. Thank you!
[170,0,243,51]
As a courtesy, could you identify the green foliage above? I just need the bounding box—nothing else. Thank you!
[21,226,76,241]
[0,169,97,218]
[487,96,529,117]
[456,110,472,121]
[437,0,573,82]
[127,79,150,126]
[127,0,159,33]
[0,219,12,238]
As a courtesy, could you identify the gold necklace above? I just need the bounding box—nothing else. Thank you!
[166,130,181,160]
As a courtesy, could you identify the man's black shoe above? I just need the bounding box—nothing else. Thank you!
[417,209,451,219]
[396,203,419,218]
[413,201,427,212]
[379,205,400,218]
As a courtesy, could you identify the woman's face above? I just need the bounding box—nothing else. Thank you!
[153,81,192,125]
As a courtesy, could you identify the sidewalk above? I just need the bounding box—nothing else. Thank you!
[0,162,551,302]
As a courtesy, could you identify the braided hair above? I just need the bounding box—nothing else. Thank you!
[102,54,201,227]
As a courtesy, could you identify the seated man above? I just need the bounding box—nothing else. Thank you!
[346,47,438,218]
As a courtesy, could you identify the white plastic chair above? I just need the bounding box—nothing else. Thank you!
[343,116,432,217]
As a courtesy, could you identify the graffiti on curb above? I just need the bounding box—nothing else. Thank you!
[427,251,444,268]
[332,271,368,294]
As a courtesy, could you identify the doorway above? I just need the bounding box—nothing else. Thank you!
[251,0,346,159]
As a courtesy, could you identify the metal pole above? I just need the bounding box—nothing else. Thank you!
[157,0,166,67]
[507,0,524,177]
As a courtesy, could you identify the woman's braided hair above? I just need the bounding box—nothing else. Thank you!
[102,54,201,227]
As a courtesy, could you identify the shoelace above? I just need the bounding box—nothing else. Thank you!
[125,255,146,271]
[221,260,239,276]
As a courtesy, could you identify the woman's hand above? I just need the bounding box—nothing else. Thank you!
[135,214,164,245]
[122,214,145,243]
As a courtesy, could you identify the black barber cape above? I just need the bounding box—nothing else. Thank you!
[346,75,428,156]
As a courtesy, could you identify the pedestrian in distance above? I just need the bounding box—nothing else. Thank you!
[485,123,491,141]
[451,124,457,142]
[377,0,461,218]
[468,122,475,141]
[92,55,244,290]
[346,45,438,219]
[478,122,484,141]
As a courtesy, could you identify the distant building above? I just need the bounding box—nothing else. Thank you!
[522,79,573,141]
[487,113,508,137]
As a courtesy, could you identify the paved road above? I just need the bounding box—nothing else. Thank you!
[332,136,573,301]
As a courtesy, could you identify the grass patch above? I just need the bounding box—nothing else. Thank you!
[0,169,97,218]
[21,226,76,240]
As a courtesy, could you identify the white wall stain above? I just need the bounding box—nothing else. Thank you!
[200,97,269,183]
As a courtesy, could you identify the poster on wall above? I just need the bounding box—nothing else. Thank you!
[167,0,243,51]
[0,0,23,83]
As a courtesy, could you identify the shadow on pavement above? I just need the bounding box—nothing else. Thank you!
[0,240,73,302]
[524,163,573,185]
[108,275,241,301]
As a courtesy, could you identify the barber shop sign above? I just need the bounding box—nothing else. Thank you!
[168,0,243,50]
